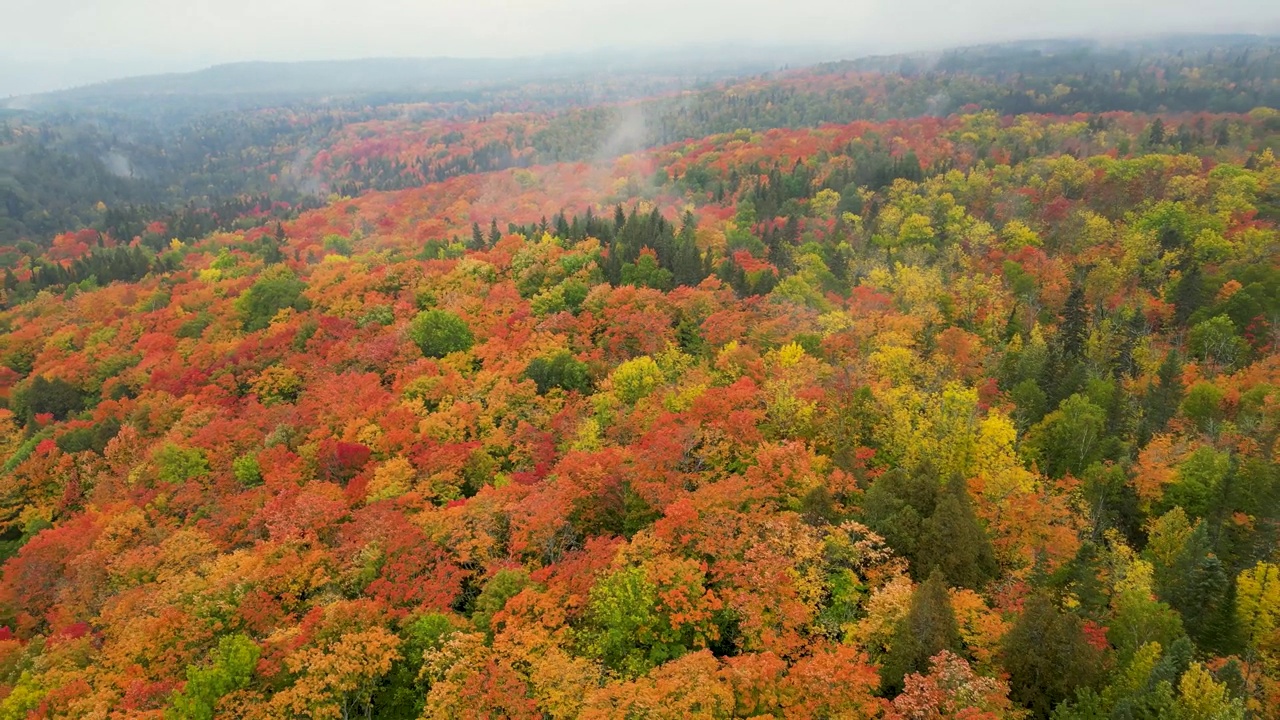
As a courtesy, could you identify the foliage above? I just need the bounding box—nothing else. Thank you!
[154,443,210,484]
[168,634,260,720]
[408,309,474,358]
[609,356,664,405]
[0,40,1276,718]
[235,266,309,331]
[525,351,592,395]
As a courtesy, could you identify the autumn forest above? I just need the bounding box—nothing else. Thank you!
[0,36,1278,719]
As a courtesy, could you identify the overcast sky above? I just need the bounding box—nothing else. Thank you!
[3,0,1279,95]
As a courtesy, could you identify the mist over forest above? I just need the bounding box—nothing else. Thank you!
[0,16,1278,720]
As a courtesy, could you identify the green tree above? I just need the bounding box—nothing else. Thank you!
[9,375,86,426]
[916,477,999,590]
[621,252,673,291]
[881,569,963,694]
[371,614,458,720]
[168,634,260,720]
[1142,351,1184,441]
[1163,447,1230,521]
[578,565,700,678]
[409,309,474,358]
[672,211,704,287]
[1024,394,1108,478]
[471,569,531,637]
[525,351,592,395]
[1003,594,1104,718]
[232,454,263,487]
[1054,639,1242,720]
[154,443,209,484]
[861,467,942,574]
[1188,316,1246,370]
[1058,285,1090,361]
[235,267,309,331]
[1145,118,1167,148]
[1149,519,1237,654]
[322,234,354,256]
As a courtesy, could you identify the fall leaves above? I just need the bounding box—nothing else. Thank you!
[0,97,1276,719]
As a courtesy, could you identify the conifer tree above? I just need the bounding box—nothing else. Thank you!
[1002,594,1103,718]
[917,477,1000,590]
[881,569,963,694]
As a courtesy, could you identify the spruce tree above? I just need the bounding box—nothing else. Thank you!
[1141,351,1184,443]
[881,569,962,694]
[673,211,703,287]
[1002,594,1103,718]
[917,477,999,590]
[860,467,940,566]
[1058,285,1089,361]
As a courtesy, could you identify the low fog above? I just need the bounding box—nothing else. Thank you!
[3,0,1279,96]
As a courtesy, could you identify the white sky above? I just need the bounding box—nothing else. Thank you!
[2,0,1278,95]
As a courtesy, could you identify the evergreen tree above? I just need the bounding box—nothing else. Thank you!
[1002,594,1104,718]
[1153,524,1240,656]
[861,467,941,571]
[1058,285,1089,361]
[1171,264,1209,326]
[1141,351,1184,442]
[916,477,1000,590]
[672,211,703,287]
[881,569,963,694]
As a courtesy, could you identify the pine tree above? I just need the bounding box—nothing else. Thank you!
[1139,366,1177,451]
[1154,524,1240,656]
[673,211,703,287]
[916,477,1000,590]
[1058,285,1089,361]
[1002,594,1103,718]
[1145,118,1167,148]
[1172,264,1209,326]
[881,569,962,694]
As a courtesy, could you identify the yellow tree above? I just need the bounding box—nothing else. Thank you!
[1236,561,1280,709]
[271,627,402,720]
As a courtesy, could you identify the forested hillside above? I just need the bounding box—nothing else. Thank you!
[4,37,1278,248]
[0,36,1278,720]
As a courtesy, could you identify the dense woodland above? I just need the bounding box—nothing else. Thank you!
[0,36,1277,719]
[4,38,1280,248]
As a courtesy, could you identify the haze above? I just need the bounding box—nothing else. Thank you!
[3,0,1280,96]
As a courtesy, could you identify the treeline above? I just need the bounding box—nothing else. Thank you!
[493,205,711,291]
[0,110,340,247]
[332,139,537,195]
[99,195,315,247]
[534,41,1280,163]
[10,37,1280,249]
[3,244,174,305]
